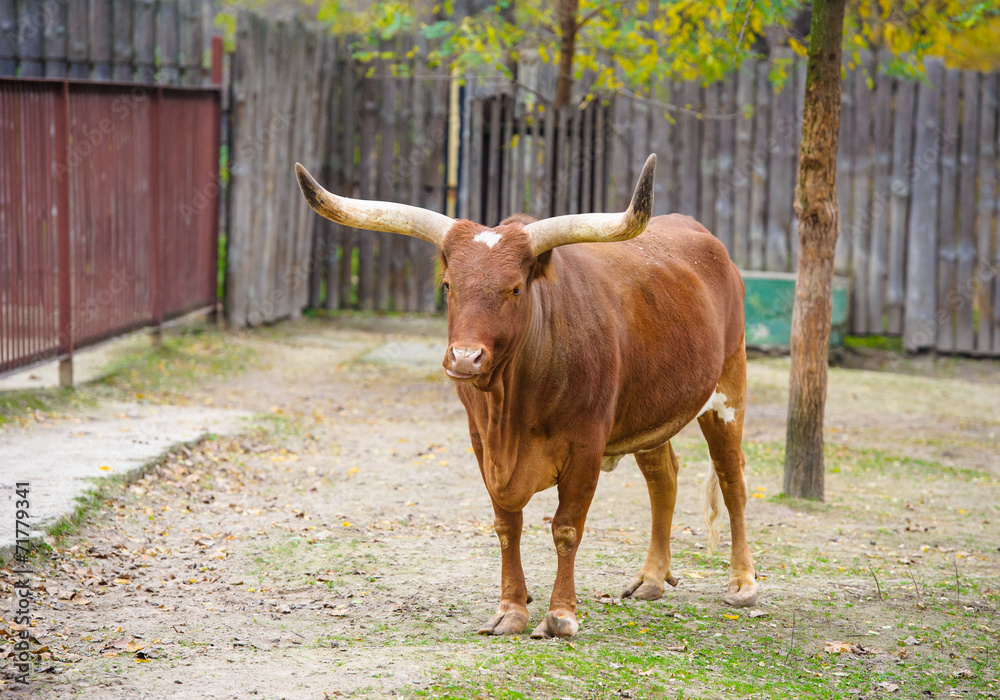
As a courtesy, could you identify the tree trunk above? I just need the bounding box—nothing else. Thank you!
[783,0,847,500]
[554,0,578,109]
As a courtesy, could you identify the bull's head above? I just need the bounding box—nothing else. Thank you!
[295,155,655,390]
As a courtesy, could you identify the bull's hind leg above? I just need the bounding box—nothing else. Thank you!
[697,339,758,607]
[621,442,680,600]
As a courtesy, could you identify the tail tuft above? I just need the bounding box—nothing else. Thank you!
[702,469,723,553]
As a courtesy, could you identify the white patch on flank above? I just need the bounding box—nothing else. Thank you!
[473,230,502,248]
[697,389,736,423]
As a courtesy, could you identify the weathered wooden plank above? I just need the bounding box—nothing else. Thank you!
[679,80,700,217]
[336,41,358,308]
[867,66,892,334]
[974,73,997,354]
[527,101,542,218]
[111,0,132,81]
[419,70,449,311]
[766,51,796,272]
[903,58,944,352]
[567,102,582,215]
[470,92,485,221]
[699,83,718,234]
[790,56,807,270]
[954,70,981,352]
[593,101,606,212]
[88,0,111,79]
[935,69,961,351]
[748,64,769,270]
[541,102,556,217]
[833,66,855,275]
[66,0,88,78]
[886,78,915,334]
[375,73,396,310]
[715,76,736,251]
[629,97,649,213]
[849,56,874,332]
[225,11,254,327]
[486,95,501,224]
[458,72,473,220]
[647,100,669,216]
[404,62,425,312]
[731,65,754,268]
[393,70,412,312]
[157,0,179,83]
[179,0,204,86]
[17,0,44,76]
[43,0,67,77]
[579,99,593,212]
[500,91,515,220]
[512,90,527,214]
[356,74,377,310]
[318,38,342,310]
[609,95,632,211]
[0,0,16,75]
[132,0,155,82]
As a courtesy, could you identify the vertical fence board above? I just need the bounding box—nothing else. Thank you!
[179,0,203,86]
[579,99,593,212]
[157,0,179,83]
[699,84,718,234]
[337,44,357,309]
[133,0,155,82]
[849,59,873,332]
[0,1,15,75]
[834,67,855,276]
[88,0,111,79]
[679,81,700,216]
[715,77,735,251]
[486,95,501,224]
[593,102,606,212]
[867,69,892,334]
[886,79,916,334]
[375,73,395,310]
[748,64,769,270]
[568,103,582,215]
[357,75,377,310]
[731,67,754,268]
[512,92,527,215]
[904,59,944,351]
[609,95,631,211]
[766,52,795,272]
[500,90,514,220]
[43,0,68,77]
[975,74,998,354]
[111,0,132,81]
[954,71,980,352]
[18,0,44,77]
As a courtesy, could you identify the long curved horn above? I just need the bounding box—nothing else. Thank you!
[525,154,656,256]
[295,163,455,249]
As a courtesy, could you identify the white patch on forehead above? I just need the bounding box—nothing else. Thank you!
[697,389,736,423]
[473,230,502,248]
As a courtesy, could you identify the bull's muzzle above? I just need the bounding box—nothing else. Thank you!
[445,344,488,379]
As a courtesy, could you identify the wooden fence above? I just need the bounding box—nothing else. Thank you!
[0,0,216,85]
[224,16,1000,356]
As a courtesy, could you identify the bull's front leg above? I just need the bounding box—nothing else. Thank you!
[530,457,600,639]
[478,503,531,635]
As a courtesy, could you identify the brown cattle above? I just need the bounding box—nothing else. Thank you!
[295,155,757,638]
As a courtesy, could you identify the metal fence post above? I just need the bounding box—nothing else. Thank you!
[150,86,163,347]
[56,81,74,387]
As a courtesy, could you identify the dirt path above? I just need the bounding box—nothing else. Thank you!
[4,318,1000,699]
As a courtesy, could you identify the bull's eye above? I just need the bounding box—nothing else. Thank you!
[442,281,450,293]
[511,286,522,297]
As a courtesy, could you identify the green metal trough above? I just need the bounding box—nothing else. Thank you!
[742,271,850,351]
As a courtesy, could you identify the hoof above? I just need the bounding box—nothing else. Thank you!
[722,580,758,608]
[478,606,529,635]
[529,610,579,639]
[621,573,677,601]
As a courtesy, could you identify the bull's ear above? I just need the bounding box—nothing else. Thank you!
[529,250,554,282]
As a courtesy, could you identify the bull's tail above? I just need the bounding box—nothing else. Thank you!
[702,469,723,553]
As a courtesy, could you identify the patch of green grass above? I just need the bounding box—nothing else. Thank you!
[845,335,904,351]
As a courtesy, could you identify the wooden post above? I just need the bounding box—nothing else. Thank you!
[89,0,112,80]
[111,0,133,81]
[43,0,67,78]
[17,0,43,77]
[0,0,16,75]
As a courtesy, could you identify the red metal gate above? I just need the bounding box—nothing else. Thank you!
[0,78,221,379]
